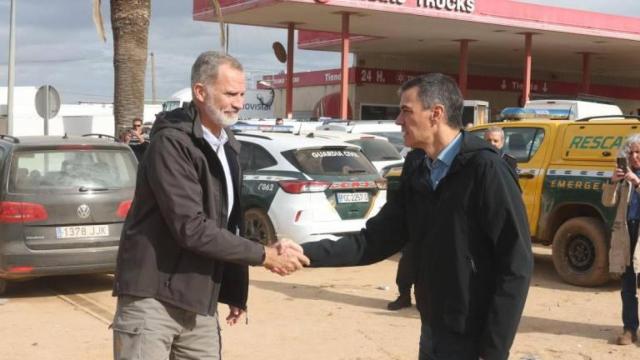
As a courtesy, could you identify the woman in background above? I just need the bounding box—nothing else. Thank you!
[602,133,640,345]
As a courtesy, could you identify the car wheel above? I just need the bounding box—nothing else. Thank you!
[552,216,610,287]
[244,208,277,246]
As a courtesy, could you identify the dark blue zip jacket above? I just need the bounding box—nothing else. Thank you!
[302,131,533,360]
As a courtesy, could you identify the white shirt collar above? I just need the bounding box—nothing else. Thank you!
[201,125,228,150]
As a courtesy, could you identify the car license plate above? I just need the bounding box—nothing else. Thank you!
[336,192,370,203]
[56,225,109,239]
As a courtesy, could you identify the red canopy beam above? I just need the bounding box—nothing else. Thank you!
[521,32,534,105]
[340,13,350,120]
[286,22,295,119]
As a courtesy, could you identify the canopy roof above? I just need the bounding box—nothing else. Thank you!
[193,0,640,80]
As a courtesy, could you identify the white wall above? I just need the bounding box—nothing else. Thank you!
[0,87,161,136]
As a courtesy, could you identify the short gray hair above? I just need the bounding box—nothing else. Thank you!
[398,73,464,129]
[485,126,504,138]
[190,51,243,87]
[620,133,640,158]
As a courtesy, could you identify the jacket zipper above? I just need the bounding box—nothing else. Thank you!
[467,255,478,273]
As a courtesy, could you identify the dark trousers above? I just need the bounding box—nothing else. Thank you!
[396,244,415,295]
[622,219,640,331]
[419,322,479,360]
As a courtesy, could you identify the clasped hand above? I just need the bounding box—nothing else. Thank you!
[263,239,310,276]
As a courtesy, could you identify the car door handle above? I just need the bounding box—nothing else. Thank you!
[518,173,534,179]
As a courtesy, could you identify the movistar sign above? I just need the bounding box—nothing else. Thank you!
[569,136,623,150]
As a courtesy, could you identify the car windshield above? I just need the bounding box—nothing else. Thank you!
[10,149,137,193]
[347,139,403,161]
[286,147,378,176]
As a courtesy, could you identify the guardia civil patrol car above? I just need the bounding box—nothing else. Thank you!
[235,127,387,245]
[471,109,640,287]
[303,130,404,173]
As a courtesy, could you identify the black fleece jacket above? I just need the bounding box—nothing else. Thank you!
[113,102,264,315]
[302,131,533,360]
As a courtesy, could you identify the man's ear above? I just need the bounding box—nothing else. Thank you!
[193,83,206,103]
[431,104,445,123]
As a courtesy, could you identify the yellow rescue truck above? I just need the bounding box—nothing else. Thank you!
[472,110,640,286]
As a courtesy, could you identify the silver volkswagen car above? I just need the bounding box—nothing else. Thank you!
[0,135,137,294]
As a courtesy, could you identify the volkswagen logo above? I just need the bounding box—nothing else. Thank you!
[77,204,91,219]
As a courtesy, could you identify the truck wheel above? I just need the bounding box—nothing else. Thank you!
[244,208,277,246]
[552,217,610,286]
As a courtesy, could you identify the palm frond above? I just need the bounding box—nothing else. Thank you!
[92,0,107,42]
[209,0,226,51]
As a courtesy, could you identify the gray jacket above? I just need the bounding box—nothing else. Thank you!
[602,180,640,274]
[113,102,264,315]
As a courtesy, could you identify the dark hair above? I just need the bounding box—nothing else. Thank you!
[399,73,464,129]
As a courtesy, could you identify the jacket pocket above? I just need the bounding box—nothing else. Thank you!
[112,318,144,360]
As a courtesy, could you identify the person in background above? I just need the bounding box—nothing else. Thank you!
[119,127,146,161]
[118,130,132,144]
[602,133,640,346]
[484,126,518,171]
[386,243,415,310]
[128,117,147,145]
[112,51,309,360]
[275,117,284,125]
[296,73,533,360]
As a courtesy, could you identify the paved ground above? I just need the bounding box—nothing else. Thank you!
[1,245,639,359]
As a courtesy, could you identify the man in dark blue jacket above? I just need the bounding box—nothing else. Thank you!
[300,73,533,360]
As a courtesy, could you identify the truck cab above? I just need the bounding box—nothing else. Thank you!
[472,112,640,286]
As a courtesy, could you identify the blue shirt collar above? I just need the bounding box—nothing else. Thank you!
[426,132,463,168]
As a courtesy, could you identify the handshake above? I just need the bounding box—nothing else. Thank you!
[262,239,310,276]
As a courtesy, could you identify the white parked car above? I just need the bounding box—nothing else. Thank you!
[305,130,403,173]
[235,129,387,245]
[316,120,406,154]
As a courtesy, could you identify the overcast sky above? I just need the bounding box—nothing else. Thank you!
[0,0,638,104]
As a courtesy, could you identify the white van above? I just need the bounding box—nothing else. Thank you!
[462,100,490,127]
[524,99,623,120]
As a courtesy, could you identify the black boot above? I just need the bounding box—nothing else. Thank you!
[387,293,411,310]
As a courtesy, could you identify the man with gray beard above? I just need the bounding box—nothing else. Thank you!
[112,51,309,360]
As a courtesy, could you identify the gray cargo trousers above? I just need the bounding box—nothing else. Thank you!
[112,296,221,360]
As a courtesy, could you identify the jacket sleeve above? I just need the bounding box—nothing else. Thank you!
[218,262,249,310]
[302,157,414,267]
[145,132,264,266]
[478,157,533,360]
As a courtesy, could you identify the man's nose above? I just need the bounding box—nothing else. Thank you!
[395,114,403,126]
[231,96,244,111]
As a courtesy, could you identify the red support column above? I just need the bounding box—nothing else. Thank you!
[285,23,295,119]
[340,13,350,120]
[522,33,533,106]
[581,52,592,94]
[457,39,470,98]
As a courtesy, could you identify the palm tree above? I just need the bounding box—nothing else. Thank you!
[93,0,150,136]
[93,0,226,136]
